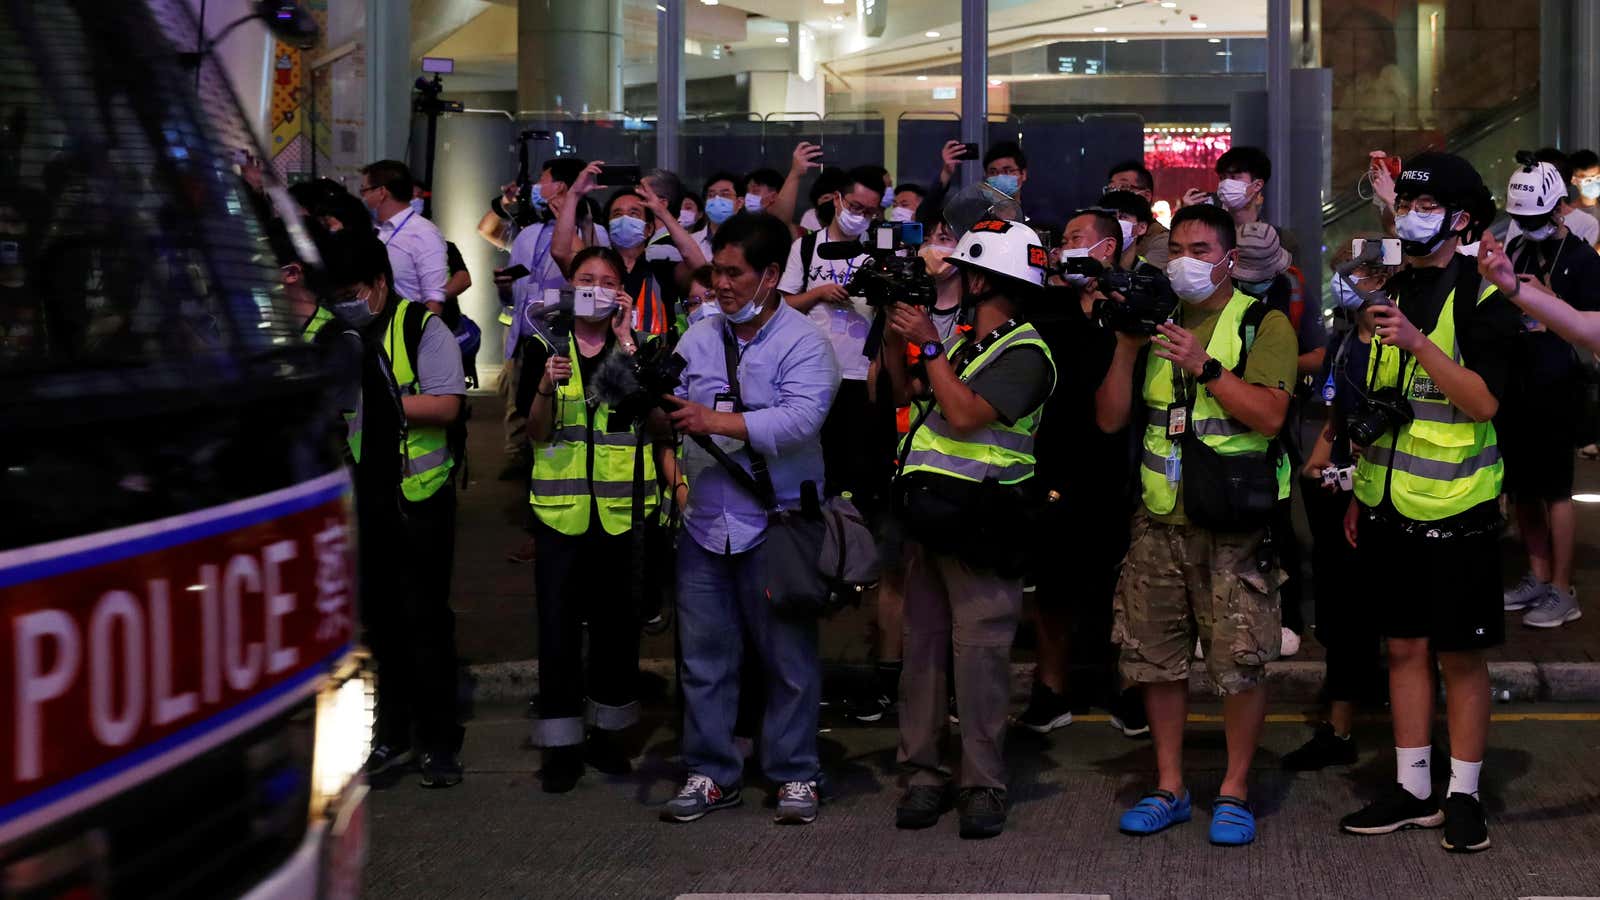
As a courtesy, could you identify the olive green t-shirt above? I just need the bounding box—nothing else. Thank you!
[1150,293,1298,525]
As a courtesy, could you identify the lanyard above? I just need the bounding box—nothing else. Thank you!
[382,209,417,246]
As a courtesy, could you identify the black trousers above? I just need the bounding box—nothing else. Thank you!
[367,482,464,755]
[1273,497,1307,635]
[1302,480,1384,704]
[532,519,641,747]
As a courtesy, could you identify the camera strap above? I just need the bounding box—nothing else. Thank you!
[695,324,780,510]
[951,318,1022,377]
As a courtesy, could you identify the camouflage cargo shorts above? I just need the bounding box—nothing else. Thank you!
[1111,511,1285,696]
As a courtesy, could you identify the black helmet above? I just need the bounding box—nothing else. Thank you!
[1394,152,1486,212]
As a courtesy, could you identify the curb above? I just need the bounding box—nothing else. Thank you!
[466,658,1596,706]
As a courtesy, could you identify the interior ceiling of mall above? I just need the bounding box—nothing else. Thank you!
[415,0,1266,98]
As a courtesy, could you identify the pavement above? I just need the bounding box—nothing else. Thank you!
[365,702,1600,900]
[450,393,1600,700]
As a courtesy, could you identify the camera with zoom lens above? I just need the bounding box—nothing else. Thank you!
[608,338,688,427]
[1092,269,1179,335]
[824,222,937,309]
[1346,387,1414,447]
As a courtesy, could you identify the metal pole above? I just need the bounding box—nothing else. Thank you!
[1266,0,1291,227]
[1572,0,1600,153]
[960,0,987,184]
[657,0,684,172]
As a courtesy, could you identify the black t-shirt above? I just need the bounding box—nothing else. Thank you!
[1504,231,1600,388]
[514,329,617,418]
[1380,257,1522,403]
[1031,297,1119,499]
[1318,327,1374,466]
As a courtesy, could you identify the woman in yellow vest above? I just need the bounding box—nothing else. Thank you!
[521,246,681,793]
[1335,153,1522,854]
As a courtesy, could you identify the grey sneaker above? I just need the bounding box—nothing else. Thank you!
[775,780,819,825]
[1504,574,1548,611]
[660,774,741,823]
[1522,587,1581,628]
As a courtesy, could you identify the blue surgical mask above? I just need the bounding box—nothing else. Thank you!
[1583,179,1600,201]
[881,192,894,209]
[727,273,773,324]
[986,174,1020,197]
[743,193,764,213]
[1331,276,1367,311]
[331,290,377,328]
[687,301,720,325]
[1394,209,1447,246]
[529,182,549,211]
[409,197,426,216]
[1238,278,1273,296]
[609,214,648,248]
[705,196,736,225]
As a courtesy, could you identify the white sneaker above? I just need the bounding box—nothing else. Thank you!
[1280,627,1302,658]
[1504,573,1548,611]
[1194,638,1205,660]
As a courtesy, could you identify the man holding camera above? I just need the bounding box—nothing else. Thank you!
[1337,153,1521,854]
[1095,204,1296,847]
[882,218,1055,840]
[660,212,840,826]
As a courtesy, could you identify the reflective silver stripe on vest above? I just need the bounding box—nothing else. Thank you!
[1147,408,1251,437]
[530,478,637,499]
[1408,400,1463,425]
[408,445,451,474]
[905,447,1032,482]
[549,426,639,447]
[1142,449,1167,473]
[1361,443,1501,481]
[924,411,1035,452]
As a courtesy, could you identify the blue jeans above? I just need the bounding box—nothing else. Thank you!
[676,536,820,787]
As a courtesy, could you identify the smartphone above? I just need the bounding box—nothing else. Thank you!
[597,164,642,186]
[955,142,980,161]
[499,264,531,281]
[1372,153,1402,178]
[1352,237,1402,266]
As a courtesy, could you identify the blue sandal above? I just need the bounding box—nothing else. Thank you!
[1119,789,1192,835]
[1209,795,1257,846]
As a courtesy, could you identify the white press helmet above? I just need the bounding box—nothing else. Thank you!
[1506,159,1566,215]
[948,218,1048,289]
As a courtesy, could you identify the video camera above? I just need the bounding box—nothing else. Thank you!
[818,221,937,309]
[1092,268,1179,335]
[497,129,556,228]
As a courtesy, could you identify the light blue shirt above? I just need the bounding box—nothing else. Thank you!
[674,303,841,555]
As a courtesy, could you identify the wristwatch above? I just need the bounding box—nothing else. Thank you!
[1196,358,1223,384]
[920,340,944,360]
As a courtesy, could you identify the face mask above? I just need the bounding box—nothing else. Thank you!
[331,289,378,328]
[705,196,736,224]
[0,240,19,267]
[887,206,915,223]
[1216,178,1254,211]
[919,243,955,279]
[1583,180,1600,201]
[576,286,620,321]
[1523,216,1559,242]
[986,174,1020,197]
[835,208,871,238]
[1394,209,1450,257]
[609,214,648,248]
[678,208,700,229]
[1238,278,1273,296]
[1119,219,1137,249]
[880,192,894,209]
[530,182,549,211]
[1060,244,1109,286]
[726,272,773,324]
[686,300,720,325]
[409,197,426,216]
[1165,255,1226,304]
[1331,276,1368,311]
[743,193,764,213]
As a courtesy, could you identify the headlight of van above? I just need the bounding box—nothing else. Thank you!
[311,655,373,817]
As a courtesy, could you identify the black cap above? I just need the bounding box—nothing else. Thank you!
[1394,152,1486,210]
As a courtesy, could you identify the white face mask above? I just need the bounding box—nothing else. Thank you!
[887,206,915,223]
[1216,178,1254,211]
[576,286,620,322]
[1524,216,1559,241]
[743,193,764,213]
[678,207,700,228]
[1119,218,1137,248]
[835,207,872,237]
[726,272,773,324]
[1394,209,1447,243]
[1165,255,1227,304]
[1331,275,1367,311]
[686,300,720,325]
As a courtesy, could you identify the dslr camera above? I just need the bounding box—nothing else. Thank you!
[1092,268,1179,335]
[606,338,688,427]
[1346,387,1414,447]
[823,221,937,309]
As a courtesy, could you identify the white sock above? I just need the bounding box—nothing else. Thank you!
[1396,746,1432,800]
[1448,758,1482,799]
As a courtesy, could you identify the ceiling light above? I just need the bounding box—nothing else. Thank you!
[1161,1,1177,7]
[700,0,717,4]
[925,30,941,38]
[1192,21,1208,28]
[1115,38,1128,43]
[916,75,928,80]
[1216,51,1230,56]
[775,35,788,43]
[988,78,1002,86]
[1576,493,1600,503]
[1207,37,1221,43]
[824,0,845,4]
[1093,26,1108,33]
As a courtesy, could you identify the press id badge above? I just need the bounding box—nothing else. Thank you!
[1166,403,1188,438]
[713,391,737,414]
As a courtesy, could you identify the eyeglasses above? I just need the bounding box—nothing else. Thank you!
[1393,198,1445,215]
[358,184,382,195]
[573,275,623,291]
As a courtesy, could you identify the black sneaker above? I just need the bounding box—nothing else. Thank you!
[1282,723,1359,771]
[957,787,1007,839]
[948,695,960,726]
[362,744,413,786]
[1014,681,1074,734]
[843,687,892,724]
[584,731,633,776]
[1440,793,1491,853]
[418,752,464,788]
[895,785,950,830]
[1108,687,1150,739]
[540,745,583,793]
[1340,784,1444,835]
